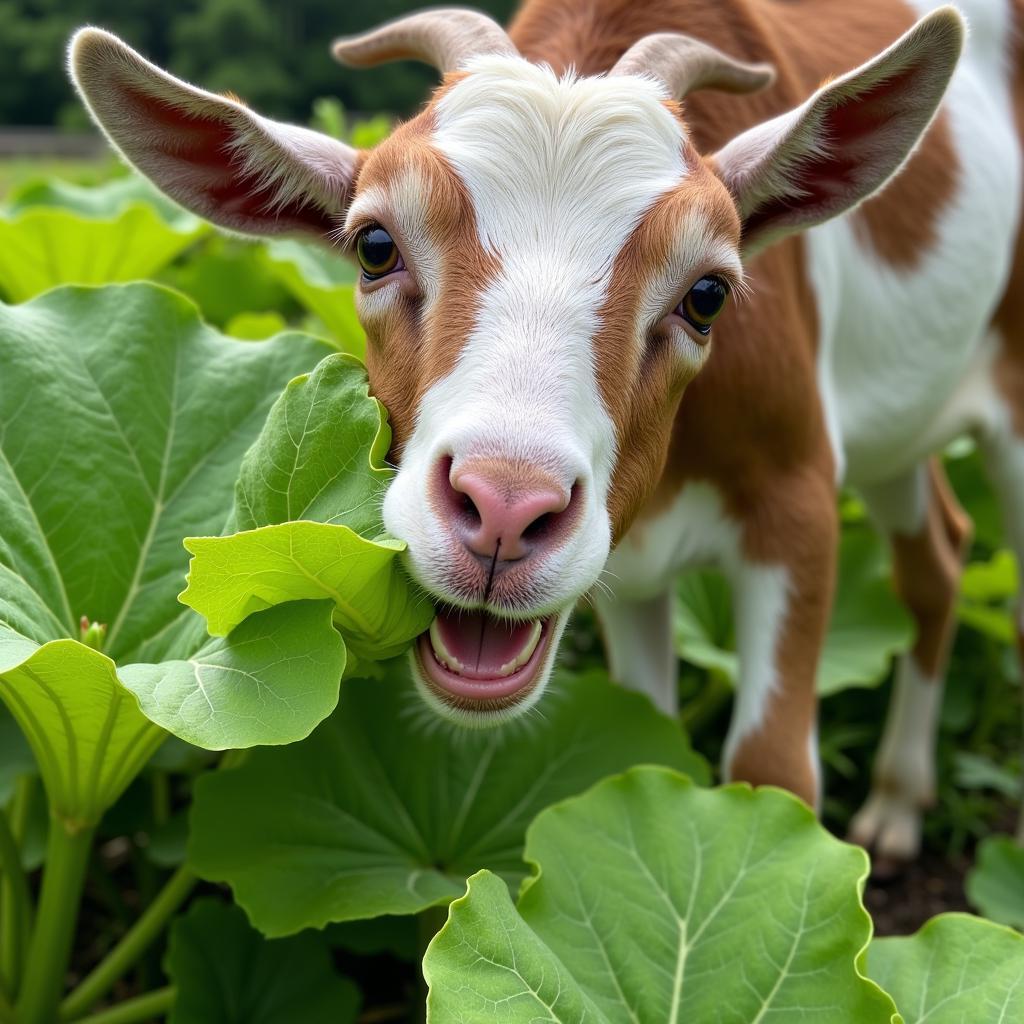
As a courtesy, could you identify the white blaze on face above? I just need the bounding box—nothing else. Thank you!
[383,56,689,610]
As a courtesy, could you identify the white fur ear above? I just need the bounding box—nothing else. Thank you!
[68,27,359,239]
[712,6,964,257]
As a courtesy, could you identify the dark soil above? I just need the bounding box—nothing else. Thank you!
[865,848,973,936]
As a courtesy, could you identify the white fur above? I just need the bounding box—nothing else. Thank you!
[593,589,677,714]
[849,659,942,859]
[720,561,793,776]
[807,0,1021,489]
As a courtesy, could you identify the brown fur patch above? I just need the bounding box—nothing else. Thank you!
[594,151,742,540]
[353,108,500,456]
[852,110,959,269]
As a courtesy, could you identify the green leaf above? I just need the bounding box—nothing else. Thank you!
[0,284,338,814]
[958,550,1019,643]
[675,527,912,696]
[119,601,345,749]
[0,632,164,827]
[6,173,200,230]
[868,913,1024,1023]
[180,527,427,670]
[262,240,364,357]
[818,529,913,696]
[234,353,391,537]
[966,836,1024,929]
[159,236,296,328]
[0,205,206,303]
[0,705,34,804]
[225,312,290,340]
[425,767,897,1023]
[181,353,428,672]
[166,899,359,1024]
[188,668,709,935]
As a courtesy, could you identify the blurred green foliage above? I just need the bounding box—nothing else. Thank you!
[0,0,519,129]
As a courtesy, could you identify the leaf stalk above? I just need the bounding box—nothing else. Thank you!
[15,821,95,1024]
[71,986,175,1024]
[60,866,196,1021]
[0,806,33,999]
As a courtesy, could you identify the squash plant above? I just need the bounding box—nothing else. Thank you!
[0,283,423,1022]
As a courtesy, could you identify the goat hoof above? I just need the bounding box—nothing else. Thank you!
[847,792,922,873]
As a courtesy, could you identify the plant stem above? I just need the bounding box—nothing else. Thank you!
[73,986,175,1024]
[60,867,196,1021]
[0,805,33,998]
[16,821,95,1024]
[0,985,16,1024]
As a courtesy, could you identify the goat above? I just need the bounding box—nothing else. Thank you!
[69,0,1024,865]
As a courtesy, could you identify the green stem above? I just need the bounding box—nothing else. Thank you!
[60,867,196,1021]
[0,985,16,1024]
[16,821,95,1024]
[0,805,33,998]
[73,986,175,1024]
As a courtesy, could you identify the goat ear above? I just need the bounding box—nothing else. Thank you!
[69,28,359,240]
[711,6,963,257]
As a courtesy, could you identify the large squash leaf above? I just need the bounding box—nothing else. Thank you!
[6,173,198,228]
[0,284,342,822]
[180,354,430,675]
[867,913,1024,1023]
[424,767,897,1023]
[166,900,359,1024]
[676,526,912,696]
[188,668,709,935]
[965,836,1024,929]
[0,176,206,303]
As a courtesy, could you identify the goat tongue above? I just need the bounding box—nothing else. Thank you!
[429,609,542,680]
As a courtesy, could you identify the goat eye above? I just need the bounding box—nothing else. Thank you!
[679,275,729,334]
[357,226,401,279]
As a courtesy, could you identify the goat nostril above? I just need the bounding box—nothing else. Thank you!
[522,511,552,541]
[460,492,481,524]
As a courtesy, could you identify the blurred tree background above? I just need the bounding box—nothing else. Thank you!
[0,0,520,128]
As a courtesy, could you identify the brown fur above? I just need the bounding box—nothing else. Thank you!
[890,460,973,680]
[595,153,742,537]
[355,103,501,453]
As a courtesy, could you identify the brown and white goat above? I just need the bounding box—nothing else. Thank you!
[70,0,1024,861]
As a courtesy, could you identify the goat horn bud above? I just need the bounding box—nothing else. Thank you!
[612,32,775,100]
[332,8,517,74]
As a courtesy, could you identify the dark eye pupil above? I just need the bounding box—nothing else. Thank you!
[688,277,727,319]
[358,227,396,272]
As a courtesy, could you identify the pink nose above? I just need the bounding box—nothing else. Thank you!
[441,460,577,561]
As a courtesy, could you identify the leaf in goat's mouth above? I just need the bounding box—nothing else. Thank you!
[428,610,545,679]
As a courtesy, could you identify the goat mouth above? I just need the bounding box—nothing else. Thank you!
[415,607,554,710]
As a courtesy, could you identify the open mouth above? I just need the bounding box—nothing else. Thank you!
[415,607,555,712]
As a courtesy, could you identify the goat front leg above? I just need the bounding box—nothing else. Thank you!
[594,588,678,716]
[722,474,838,810]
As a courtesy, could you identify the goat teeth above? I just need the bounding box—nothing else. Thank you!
[428,619,465,673]
[498,620,543,676]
